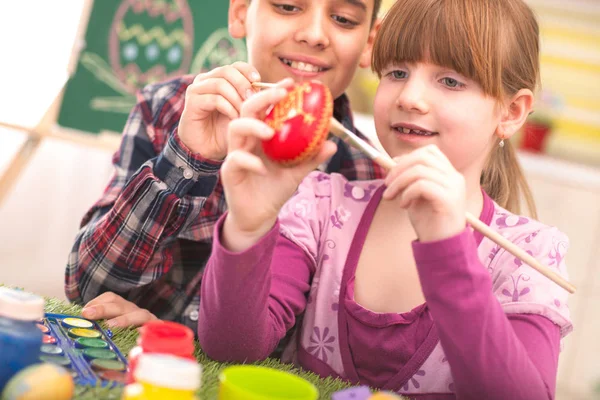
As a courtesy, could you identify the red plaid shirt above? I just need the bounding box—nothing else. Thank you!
[65,75,385,334]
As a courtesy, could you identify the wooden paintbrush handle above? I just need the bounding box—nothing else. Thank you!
[465,212,575,293]
[329,117,576,294]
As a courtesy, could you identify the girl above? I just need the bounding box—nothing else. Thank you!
[198,0,573,398]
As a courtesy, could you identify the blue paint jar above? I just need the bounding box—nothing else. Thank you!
[0,287,44,389]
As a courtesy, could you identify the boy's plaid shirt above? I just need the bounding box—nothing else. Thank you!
[65,75,385,334]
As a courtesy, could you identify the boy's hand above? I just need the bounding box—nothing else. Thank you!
[383,145,466,242]
[220,78,337,252]
[178,62,261,160]
[82,292,158,328]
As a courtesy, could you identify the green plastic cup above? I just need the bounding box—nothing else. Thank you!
[218,365,318,400]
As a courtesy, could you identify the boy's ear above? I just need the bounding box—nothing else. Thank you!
[228,0,248,39]
[359,18,382,68]
[496,89,535,140]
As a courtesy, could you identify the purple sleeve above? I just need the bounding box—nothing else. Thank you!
[197,214,314,362]
[413,229,560,400]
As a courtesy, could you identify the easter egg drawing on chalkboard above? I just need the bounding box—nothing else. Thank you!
[189,27,247,73]
[109,0,194,93]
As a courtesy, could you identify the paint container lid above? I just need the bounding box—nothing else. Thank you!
[36,323,49,334]
[91,359,126,372]
[68,328,101,339]
[218,365,318,400]
[75,337,109,349]
[62,317,94,329]
[83,348,117,360]
[0,287,44,321]
[40,355,71,367]
[134,354,201,391]
[41,344,63,355]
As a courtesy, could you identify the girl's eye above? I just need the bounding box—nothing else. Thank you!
[274,4,300,12]
[440,77,465,88]
[332,15,359,27]
[389,70,407,79]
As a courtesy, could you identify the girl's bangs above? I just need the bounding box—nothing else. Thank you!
[372,0,501,97]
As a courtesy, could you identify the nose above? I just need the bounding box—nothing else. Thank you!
[295,10,330,49]
[395,78,429,114]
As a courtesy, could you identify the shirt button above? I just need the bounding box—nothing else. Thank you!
[189,310,199,321]
[183,169,194,179]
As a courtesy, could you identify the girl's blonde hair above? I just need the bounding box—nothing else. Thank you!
[372,0,539,218]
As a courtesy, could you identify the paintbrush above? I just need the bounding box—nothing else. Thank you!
[251,81,575,294]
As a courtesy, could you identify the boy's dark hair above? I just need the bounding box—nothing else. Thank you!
[372,0,382,25]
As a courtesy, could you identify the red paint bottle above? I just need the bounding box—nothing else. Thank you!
[127,321,195,384]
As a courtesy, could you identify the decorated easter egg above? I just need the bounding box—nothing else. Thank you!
[109,0,195,93]
[262,81,333,166]
[1,363,74,400]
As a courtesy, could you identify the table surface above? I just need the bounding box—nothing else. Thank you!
[44,297,365,400]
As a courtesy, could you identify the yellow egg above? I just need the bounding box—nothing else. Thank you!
[1,363,74,400]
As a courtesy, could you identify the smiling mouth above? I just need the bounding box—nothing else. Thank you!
[280,57,328,73]
[393,126,438,136]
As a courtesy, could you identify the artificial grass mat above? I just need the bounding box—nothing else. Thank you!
[44,297,382,400]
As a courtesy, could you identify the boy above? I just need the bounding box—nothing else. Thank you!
[65,0,384,333]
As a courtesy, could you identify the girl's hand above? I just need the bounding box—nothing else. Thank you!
[82,292,158,328]
[178,62,261,160]
[220,78,337,252]
[383,144,466,242]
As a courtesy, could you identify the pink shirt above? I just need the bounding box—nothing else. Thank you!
[199,172,572,399]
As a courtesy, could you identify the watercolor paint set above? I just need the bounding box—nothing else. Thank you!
[37,313,129,386]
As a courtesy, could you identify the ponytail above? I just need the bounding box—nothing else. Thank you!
[481,138,538,219]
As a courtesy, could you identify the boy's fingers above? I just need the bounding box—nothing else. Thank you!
[106,310,158,328]
[83,291,122,308]
[188,78,244,113]
[189,93,239,121]
[82,302,134,320]
[231,61,261,82]
[200,64,257,101]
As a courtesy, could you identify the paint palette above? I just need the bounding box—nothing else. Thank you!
[37,313,128,386]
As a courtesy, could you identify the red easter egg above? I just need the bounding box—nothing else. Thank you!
[262,81,333,166]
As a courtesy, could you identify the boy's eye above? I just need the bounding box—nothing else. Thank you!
[440,77,465,88]
[274,3,300,13]
[332,15,359,27]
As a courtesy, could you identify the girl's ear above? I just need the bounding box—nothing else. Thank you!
[496,89,535,140]
[228,0,249,39]
[359,18,382,68]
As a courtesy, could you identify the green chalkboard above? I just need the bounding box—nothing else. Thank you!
[57,0,247,135]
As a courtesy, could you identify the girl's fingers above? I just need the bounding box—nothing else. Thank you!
[383,164,447,200]
[227,118,275,153]
[385,145,452,186]
[223,149,268,177]
[287,140,338,180]
[240,79,294,119]
[397,179,447,209]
